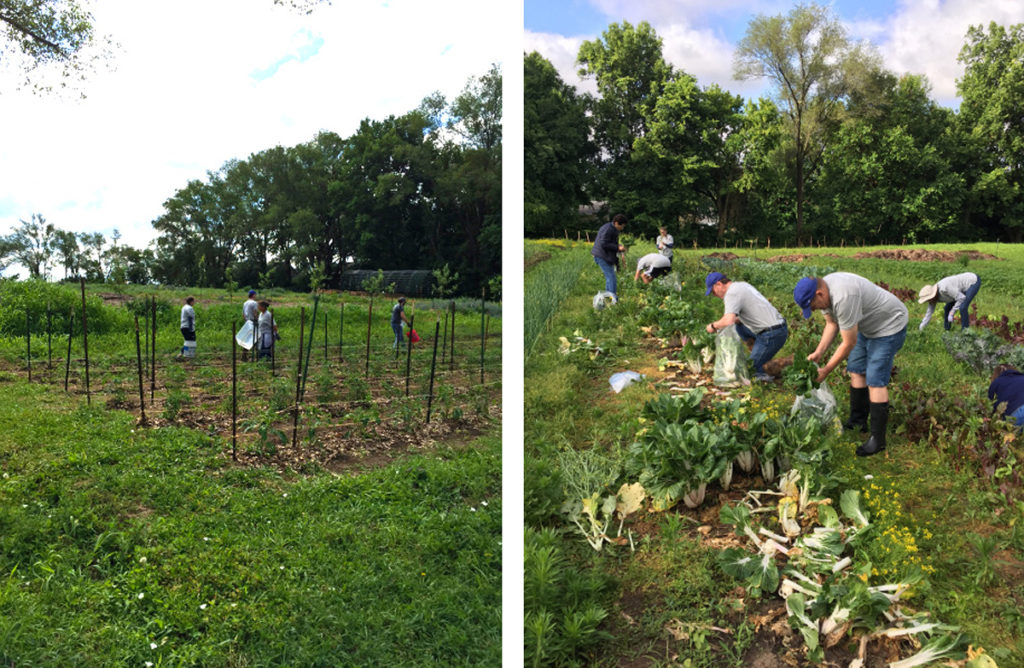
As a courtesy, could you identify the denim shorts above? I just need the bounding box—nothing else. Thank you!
[846,327,907,387]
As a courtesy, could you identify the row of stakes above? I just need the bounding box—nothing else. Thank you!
[21,280,496,461]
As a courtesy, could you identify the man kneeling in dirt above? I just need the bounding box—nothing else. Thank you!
[633,253,672,284]
[704,272,788,382]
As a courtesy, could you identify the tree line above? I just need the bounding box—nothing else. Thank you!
[525,5,1024,246]
[3,65,501,296]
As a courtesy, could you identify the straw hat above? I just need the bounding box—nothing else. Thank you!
[918,284,938,303]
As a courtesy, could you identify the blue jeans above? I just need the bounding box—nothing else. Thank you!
[392,322,404,349]
[594,256,617,296]
[846,327,907,387]
[1011,404,1024,428]
[943,277,981,330]
[735,322,788,375]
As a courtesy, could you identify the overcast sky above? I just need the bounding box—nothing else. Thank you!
[525,0,1024,108]
[0,0,506,251]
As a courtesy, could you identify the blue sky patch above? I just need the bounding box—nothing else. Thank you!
[251,29,324,81]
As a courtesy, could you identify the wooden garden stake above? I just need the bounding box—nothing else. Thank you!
[151,296,156,402]
[365,300,373,378]
[480,289,485,384]
[134,316,146,425]
[405,315,415,397]
[80,278,90,405]
[293,307,305,449]
[426,321,440,423]
[25,308,31,382]
[339,303,344,363]
[440,311,448,363]
[231,320,237,461]
[482,314,490,385]
[64,310,73,392]
[301,295,319,402]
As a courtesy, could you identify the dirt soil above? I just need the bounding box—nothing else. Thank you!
[763,253,841,263]
[851,248,1000,262]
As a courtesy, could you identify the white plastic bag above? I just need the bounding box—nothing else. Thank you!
[593,291,617,310]
[713,325,750,388]
[609,371,644,393]
[790,381,837,426]
[235,321,255,350]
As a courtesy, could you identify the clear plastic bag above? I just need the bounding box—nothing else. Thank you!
[790,381,838,426]
[593,291,618,310]
[713,324,750,388]
[235,321,255,350]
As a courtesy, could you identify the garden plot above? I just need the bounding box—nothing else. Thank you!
[525,240,1023,667]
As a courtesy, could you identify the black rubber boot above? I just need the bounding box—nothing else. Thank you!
[856,401,889,457]
[843,386,870,433]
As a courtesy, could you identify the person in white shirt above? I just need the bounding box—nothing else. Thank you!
[656,226,674,260]
[242,290,259,360]
[180,297,196,356]
[633,253,672,284]
[918,272,981,331]
[256,301,277,360]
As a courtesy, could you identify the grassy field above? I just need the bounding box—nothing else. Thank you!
[0,282,502,666]
[525,240,1024,666]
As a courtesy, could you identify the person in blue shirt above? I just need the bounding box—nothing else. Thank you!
[591,214,627,299]
[989,365,1024,427]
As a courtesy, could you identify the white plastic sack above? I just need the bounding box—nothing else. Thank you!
[609,371,644,393]
[655,273,682,292]
[713,324,750,388]
[790,381,837,426]
[593,291,618,311]
[182,340,197,358]
[235,321,255,350]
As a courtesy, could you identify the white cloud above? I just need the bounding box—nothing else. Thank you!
[0,0,504,253]
[859,0,1024,105]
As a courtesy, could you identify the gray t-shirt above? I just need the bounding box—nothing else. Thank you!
[935,272,978,302]
[257,310,275,348]
[636,253,671,275]
[243,298,258,322]
[823,272,908,338]
[180,304,195,330]
[723,282,784,333]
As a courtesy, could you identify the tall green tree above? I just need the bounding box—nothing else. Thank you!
[524,51,593,237]
[957,21,1024,242]
[0,213,54,278]
[734,2,880,241]
[577,21,676,231]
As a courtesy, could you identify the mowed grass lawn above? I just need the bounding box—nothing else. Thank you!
[0,379,501,666]
[525,240,1024,665]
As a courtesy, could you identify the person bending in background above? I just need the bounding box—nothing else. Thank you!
[591,214,627,300]
[794,273,908,457]
[918,272,981,331]
[633,252,672,284]
[989,364,1024,427]
[705,272,788,382]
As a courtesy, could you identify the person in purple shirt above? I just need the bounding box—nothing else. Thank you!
[591,214,627,299]
[989,364,1024,427]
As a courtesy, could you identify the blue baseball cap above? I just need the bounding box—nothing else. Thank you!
[793,277,818,319]
[248,290,257,296]
[704,272,726,296]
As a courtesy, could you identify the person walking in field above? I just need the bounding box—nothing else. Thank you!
[917,272,981,331]
[633,252,672,284]
[391,296,411,351]
[242,290,259,360]
[256,300,277,360]
[180,296,197,358]
[989,364,1024,428]
[704,272,788,381]
[656,225,674,261]
[794,273,908,457]
[591,214,627,300]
